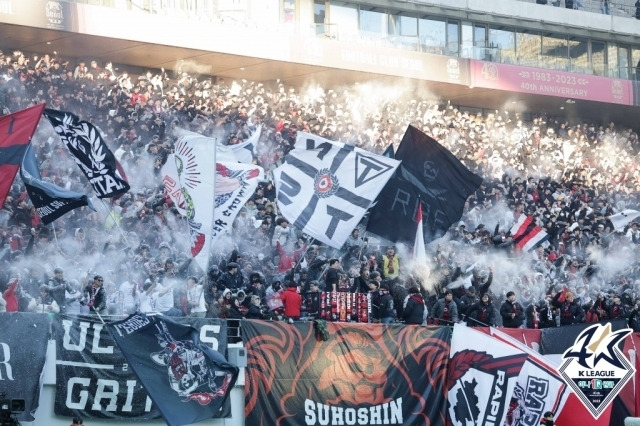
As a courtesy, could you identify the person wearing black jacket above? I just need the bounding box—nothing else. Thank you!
[378,283,395,324]
[403,286,425,325]
[500,291,525,328]
[84,275,107,315]
[216,262,244,291]
[467,293,496,326]
[551,291,585,325]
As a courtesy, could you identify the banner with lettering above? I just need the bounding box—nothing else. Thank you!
[242,320,450,425]
[52,315,228,420]
[0,313,50,422]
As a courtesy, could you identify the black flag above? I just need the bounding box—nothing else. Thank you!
[21,144,95,224]
[367,125,482,244]
[107,314,239,426]
[44,109,130,198]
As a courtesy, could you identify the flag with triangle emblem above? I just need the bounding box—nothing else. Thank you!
[275,132,400,248]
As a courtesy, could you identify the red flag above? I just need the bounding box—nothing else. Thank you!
[0,104,45,207]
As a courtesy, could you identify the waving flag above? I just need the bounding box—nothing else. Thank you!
[20,144,95,224]
[489,327,569,426]
[413,201,427,263]
[510,215,549,252]
[218,124,261,164]
[107,314,238,426]
[274,132,400,248]
[609,209,640,231]
[448,324,528,426]
[170,130,216,271]
[0,103,45,207]
[212,162,264,242]
[367,125,482,245]
[44,109,129,198]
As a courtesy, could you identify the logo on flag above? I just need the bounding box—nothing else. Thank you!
[274,132,399,248]
[448,325,528,426]
[44,109,130,198]
[559,323,635,419]
[151,321,233,402]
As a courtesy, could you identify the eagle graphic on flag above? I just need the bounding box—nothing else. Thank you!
[274,132,400,248]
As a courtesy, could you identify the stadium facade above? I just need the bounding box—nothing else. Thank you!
[0,0,639,425]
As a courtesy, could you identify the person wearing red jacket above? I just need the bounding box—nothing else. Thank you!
[3,278,19,312]
[280,282,302,321]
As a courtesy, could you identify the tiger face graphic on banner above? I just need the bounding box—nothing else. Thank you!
[242,320,450,426]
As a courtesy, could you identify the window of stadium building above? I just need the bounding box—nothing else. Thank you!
[329,1,359,41]
[515,30,541,67]
[568,36,589,73]
[592,40,606,76]
[541,33,569,70]
[489,25,516,64]
[388,11,419,51]
[418,15,446,55]
[359,6,388,41]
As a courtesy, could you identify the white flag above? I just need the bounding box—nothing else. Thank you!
[211,161,264,243]
[274,132,400,248]
[413,202,427,264]
[220,124,261,164]
[609,209,640,231]
[172,131,216,271]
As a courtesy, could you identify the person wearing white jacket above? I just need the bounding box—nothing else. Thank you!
[187,276,207,317]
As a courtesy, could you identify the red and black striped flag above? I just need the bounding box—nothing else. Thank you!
[509,215,549,252]
[0,103,45,207]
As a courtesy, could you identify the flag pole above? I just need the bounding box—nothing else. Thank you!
[51,221,61,251]
[99,198,131,249]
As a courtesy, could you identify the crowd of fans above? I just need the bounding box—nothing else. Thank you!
[1,48,640,335]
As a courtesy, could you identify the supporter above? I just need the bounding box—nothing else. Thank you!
[84,275,107,315]
[2,47,640,336]
[467,293,496,327]
[378,283,396,324]
[431,289,459,325]
[186,276,206,317]
[500,291,525,328]
[31,285,60,313]
[403,286,425,325]
[382,246,400,280]
[280,281,302,321]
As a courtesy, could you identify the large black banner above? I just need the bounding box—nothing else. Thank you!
[53,314,228,420]
[243,321,451,426]
[0,313,50,422]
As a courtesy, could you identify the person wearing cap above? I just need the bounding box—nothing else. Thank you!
[431,289,459,325]
[216,262,244,291]
[500,291,525,328]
